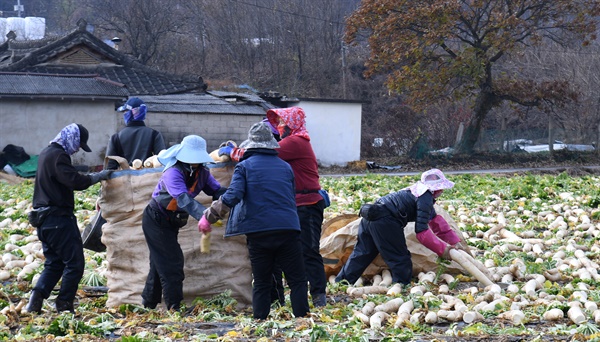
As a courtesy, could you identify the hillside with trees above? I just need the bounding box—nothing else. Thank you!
[15,0,600,158]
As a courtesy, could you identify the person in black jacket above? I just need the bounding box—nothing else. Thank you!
[26,123,112,314]
[335,169,467,286]
[106,97,166,170]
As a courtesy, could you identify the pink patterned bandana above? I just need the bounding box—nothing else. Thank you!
[266,107,310,140]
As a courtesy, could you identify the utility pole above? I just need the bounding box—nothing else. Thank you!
[14,0,24,17]
[341,41,347,98]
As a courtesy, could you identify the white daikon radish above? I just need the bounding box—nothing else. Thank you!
[498,310,525,324]
[361,301,376,316]
[425,311,438,324]
[353,277,364,287]
[543,308,564,321]
[372,274,382,286]
[369,311,390,329]
[349,285,388,296]
[437,309,462,322]
[450,249,494,286]
[352,310,370,325]
[410,285,426,296]
[593,309,600,324]
[418,271,435,284]
[394,300,414,328]
[387,283,403,295]
[463,311,484,323]
[374,297,404,313]
[132,159,143,169]
[439,273,454,285]
[328,275,336,285]
[567,305,586,325]
[379,269,392,286]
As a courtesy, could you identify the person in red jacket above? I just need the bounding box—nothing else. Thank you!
[219,107,328,307]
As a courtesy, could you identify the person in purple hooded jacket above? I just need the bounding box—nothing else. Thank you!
[141,135,225,311]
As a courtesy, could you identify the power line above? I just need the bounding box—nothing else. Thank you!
[229,0,347,25]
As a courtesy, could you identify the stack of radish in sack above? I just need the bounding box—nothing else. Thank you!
[209,140,237,163]
[130,151,166,170]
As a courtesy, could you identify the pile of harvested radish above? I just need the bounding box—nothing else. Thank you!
[1,171,600,340]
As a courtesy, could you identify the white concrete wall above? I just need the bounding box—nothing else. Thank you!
[0,100,118,167]
[297,101,362,166]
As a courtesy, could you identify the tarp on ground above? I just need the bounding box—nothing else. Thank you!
[320,205,468,281]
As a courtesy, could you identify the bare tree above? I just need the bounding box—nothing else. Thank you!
[81,0,188,65]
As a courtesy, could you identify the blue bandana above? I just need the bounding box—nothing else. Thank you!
[123,104,147,125]
[50,123,81,155]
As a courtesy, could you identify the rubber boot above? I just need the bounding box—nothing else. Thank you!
[312,293,327,307]
[26,290,44,314]
[142,299,158,309]
[55,298,75,313]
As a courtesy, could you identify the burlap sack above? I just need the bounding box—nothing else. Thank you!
[320,205,467,280]
[98,155,252,308]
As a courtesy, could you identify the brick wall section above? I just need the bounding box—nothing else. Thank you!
[149,112,264,151]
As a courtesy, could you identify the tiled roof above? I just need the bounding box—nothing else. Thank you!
[0,72,128,98]
[139,92,275,115]
[0,19,206,96]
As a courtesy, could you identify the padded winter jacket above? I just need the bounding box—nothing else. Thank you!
[222,149,300,237]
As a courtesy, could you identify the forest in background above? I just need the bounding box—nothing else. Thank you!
[6,0,600,158]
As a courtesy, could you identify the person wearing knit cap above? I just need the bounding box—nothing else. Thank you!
[106,97,166,170]
[336,169,468,286]
[201,122,310,320]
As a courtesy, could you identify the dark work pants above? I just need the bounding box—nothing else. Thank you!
[336,215,413,285]
[297,200,327,298]
[34,214,85,303]
[246,230,309,319]
[141,205,185,310]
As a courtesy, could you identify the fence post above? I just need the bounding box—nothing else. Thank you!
[548,115,554,154]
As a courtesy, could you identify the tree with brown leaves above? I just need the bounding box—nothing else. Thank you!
[345,0,600,153]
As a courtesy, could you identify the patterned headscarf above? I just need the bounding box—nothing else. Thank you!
[123,104,148,125]
[266,107,310,140]
[50,123,81,155]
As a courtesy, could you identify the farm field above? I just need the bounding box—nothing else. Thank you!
[1,170,600,341]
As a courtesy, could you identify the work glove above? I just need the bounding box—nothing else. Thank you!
[452,241,471,256]
[441,245,455,261]
[218,141,236,157]
[428,215,461,245]
[89,170,113,184]
[198,215,212,234]
[204,198,231,224]
[415,228,448,258]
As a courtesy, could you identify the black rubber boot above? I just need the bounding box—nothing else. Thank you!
[55,299,75,313]
[26,290,44,314]
[312,293,327,307]
[142,299,158,309]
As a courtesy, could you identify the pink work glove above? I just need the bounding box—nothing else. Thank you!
[428,215,461,245]
[198,215,212,234]
[416,228,449,259]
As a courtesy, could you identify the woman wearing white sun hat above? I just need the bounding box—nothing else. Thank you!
[336,168,465,286]
[141,135,226,311]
